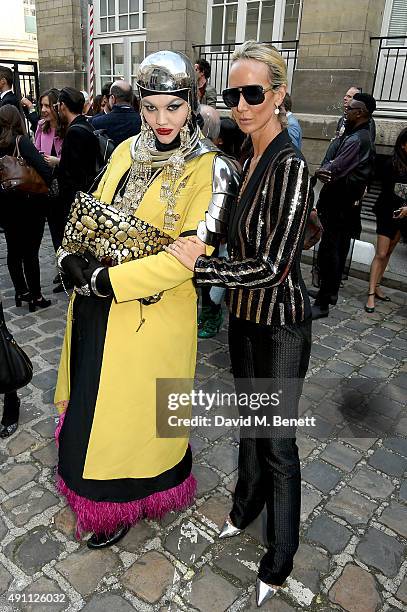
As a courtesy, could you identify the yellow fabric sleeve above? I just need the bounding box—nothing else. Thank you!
[110,180,213,303]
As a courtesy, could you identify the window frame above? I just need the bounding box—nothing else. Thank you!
[205,0,301,46]
[95,0,146,35]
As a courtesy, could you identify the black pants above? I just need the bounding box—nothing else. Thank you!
[3,201,46,297]
[45,196,67,252]
[316,222,352,309]
[2,391,19,426]
[228,313,312,585]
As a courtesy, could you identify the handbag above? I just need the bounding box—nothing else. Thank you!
[62,191,174,265]
[0,135,49,195]
[0,302,33,393]
[303,208,323,250]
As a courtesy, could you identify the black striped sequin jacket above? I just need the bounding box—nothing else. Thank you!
[195,130,312,326]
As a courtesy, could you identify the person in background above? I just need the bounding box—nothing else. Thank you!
[0,66,20,109]
[311,93,376,319]
[21,95,40,134]
[282,92,302,150]
[199,104,220,141]
[92,94,103,116]
[90,80,141,147]
[0,298,22,438]
[365,127,407,312]
[195,58,217,108]
[91,82,113,119]
[0,105,53,312]
[197,104,224,338]
[34,89,66,278]
[81,90,92,116]
[53,87,99,293]
[215,116,245,159]
[336,86,376,146]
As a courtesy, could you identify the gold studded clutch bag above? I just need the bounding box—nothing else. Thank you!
[62,191,173,266]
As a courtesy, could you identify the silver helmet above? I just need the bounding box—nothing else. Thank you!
[136,50,198,115]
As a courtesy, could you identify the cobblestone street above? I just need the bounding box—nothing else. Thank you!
[0,231,406,612]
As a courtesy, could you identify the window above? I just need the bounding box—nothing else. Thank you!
[96,38,146,92]
[283,0,301,41]
[211,0,238,46]
[100,42,125,84]
[131,41,144,88]
[99,0,144,33]
[207,0,301,45]
[246,1,275,41]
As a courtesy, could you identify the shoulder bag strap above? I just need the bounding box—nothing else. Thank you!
[14,135,22,158]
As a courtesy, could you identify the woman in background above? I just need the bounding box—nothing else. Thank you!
[365,127,407,312]
[34,88,65,260]
[0,105,53,312]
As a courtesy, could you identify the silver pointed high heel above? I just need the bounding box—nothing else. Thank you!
[218,517,242,539]
[256,578,278,607]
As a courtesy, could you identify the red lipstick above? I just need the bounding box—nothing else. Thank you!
[156,128,173,135]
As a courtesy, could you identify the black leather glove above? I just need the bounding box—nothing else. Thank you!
[60,253,88,288]
[82,251,113,297]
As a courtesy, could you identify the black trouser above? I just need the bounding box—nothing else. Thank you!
[2,391,19,426]
[316,222,352,309]
[46,196,66,252]
[3,201,46,297]
[228,313,312,585]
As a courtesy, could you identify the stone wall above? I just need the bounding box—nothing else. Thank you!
[145,0,206,60]
[299,115,407,175]
[36,0,86,91]
[292,0,387,115]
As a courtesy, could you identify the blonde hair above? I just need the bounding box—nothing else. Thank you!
[232,40,288,126]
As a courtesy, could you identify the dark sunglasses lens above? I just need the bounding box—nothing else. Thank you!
[243,85,265,105]
[222,88,239,108]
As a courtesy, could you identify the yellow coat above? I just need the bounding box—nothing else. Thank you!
[55,136,216,480]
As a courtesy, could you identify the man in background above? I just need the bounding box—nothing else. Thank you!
[199,104,220,141]
[195,59,217,108]
[91,80,140,147]
[282,93,302,150]
[311,93,376,320]
[0,66,20,109]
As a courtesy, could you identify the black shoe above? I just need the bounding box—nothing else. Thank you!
[312,304,329,320]
[308,288,337,306]
[15,291,31,307]
[87,525,130,549]
[29,296,51,313]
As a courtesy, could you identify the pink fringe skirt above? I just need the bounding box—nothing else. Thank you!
[55,412,196,537]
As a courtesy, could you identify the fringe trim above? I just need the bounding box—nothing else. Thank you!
[56,473,196,538]
[54,411,196,537]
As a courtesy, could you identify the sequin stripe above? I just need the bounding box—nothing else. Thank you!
[245,157,306,289]
[288,276,296,322]
[255,288,266,323]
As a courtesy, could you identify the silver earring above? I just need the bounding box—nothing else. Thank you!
[274,106,280,115]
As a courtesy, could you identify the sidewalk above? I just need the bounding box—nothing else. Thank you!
[0,230,406,612]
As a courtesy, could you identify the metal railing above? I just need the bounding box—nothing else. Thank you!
[370,36,407,111]
[192,40,299,101]
[0,59,39,103]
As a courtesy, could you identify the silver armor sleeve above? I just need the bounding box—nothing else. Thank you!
[197,154,241,246]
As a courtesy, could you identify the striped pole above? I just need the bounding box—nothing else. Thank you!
[88,0,95,104]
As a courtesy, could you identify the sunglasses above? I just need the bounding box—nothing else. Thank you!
[222,84,273,108]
